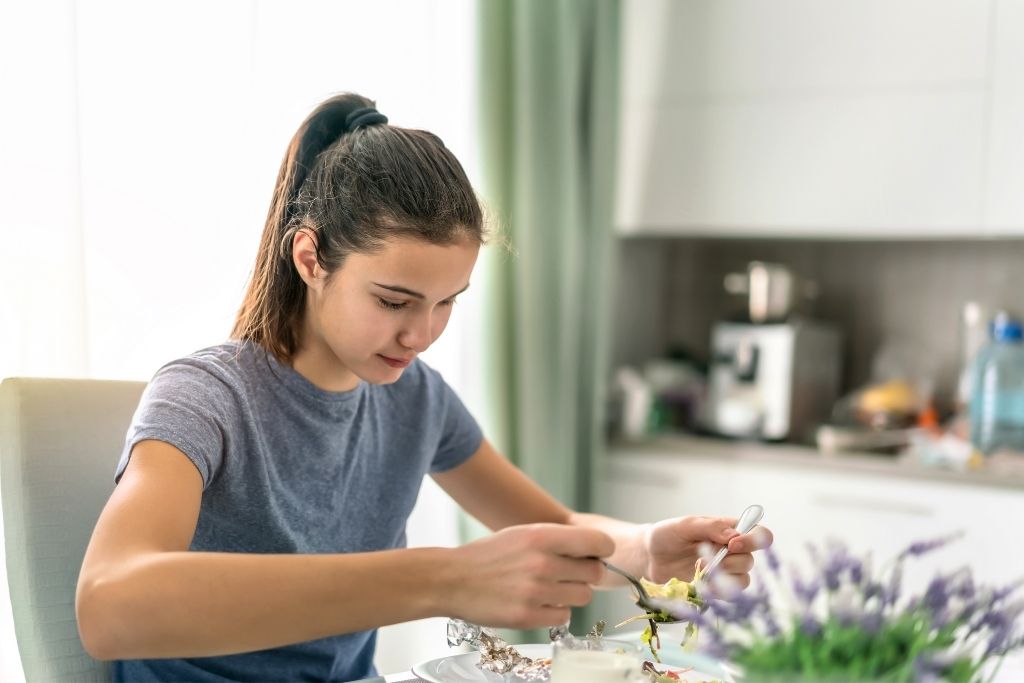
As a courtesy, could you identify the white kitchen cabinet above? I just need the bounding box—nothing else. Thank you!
[598,455,739,523]
[597,446,1022,601]
[985,0,1024,233]
[595,446,1024,682]
[616,0,1007,237]
[725,462,1021,595]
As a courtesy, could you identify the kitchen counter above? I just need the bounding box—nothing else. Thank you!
[598,431,1024,621]
[609,432,1024,492]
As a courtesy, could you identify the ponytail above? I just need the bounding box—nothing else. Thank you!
[231,93,484,361]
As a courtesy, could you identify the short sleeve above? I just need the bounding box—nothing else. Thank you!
[115,359,237,487]
[429,373,484,474]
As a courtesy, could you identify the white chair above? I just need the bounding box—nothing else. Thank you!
[0,377,145,682]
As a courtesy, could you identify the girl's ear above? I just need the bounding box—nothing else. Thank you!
[292,228,324,291]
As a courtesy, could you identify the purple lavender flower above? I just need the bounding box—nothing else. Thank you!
[792,573,821,606]
[699,636,731,661]
[705,589,762,624]
[883,562,903,607]
[849,558,864,585]
[898,531,965,560]
[993,577,1024,602]
[950,568,976,601]
[986,601,1024,655]
[862,581,884,602]
[646,595,721,637]
[762,610,781,638]
[993,634,1024,657]
[955,594,982,626]
[824,559,844,591]
[985,619,1013,657]
[931,606,956,630]
[860,609,883,634]
[799,614,822,637]
[688,533,1024,680]
[764,545,780,575]
[647,597,703,624]
[923,575,950,614]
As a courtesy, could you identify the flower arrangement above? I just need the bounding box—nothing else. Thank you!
[660,533,1024,683]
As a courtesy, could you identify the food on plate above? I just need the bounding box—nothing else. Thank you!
[447,593,725,682]
[615,563,707,661]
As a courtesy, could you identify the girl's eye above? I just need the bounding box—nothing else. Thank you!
[377,298,407,311]
[440,298,458,307]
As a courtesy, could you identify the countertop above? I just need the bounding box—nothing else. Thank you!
[609,432,1024,491]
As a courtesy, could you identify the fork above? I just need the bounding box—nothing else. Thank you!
[602,560,664,615]
[549,559,661,639]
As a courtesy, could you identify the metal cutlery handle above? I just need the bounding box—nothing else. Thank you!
[701,504,764,578]
[602,560,651,601]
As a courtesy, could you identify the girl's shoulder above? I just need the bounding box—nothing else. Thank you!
[157,340,260,377]
[147,340,269,401]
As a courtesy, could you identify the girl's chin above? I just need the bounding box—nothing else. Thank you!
[358,361,406,385]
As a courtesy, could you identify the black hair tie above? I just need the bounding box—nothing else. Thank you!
[345,107,388,132]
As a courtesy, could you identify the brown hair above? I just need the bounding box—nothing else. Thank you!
[231,93,484,361]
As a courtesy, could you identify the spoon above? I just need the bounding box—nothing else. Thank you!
[699,503,765,579]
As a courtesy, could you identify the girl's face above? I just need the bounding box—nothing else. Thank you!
[293,233,480,391]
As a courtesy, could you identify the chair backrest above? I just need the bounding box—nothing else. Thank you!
[0,377,145,682]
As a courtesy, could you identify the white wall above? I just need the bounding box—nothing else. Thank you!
[0,0,481,678]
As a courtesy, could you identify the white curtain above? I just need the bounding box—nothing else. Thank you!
[0,0,482,677]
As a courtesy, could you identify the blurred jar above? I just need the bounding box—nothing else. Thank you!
[970,313,1024,455]
[956,301,988,410]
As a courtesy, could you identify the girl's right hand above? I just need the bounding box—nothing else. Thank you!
[443,523,614,629]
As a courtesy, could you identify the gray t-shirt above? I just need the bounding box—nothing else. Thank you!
[112,340,483,682]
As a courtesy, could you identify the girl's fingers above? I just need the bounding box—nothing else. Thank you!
[719,552,754,575]
[726,525,774,553]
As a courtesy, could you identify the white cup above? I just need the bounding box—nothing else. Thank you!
[549,638,644,683]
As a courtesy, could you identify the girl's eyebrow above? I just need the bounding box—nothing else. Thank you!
[372,282,470,300]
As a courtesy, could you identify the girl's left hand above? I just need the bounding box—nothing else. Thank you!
[642,515,774,589]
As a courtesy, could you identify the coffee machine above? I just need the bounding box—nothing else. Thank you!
[705,320,841,441]
[704,262,841,442]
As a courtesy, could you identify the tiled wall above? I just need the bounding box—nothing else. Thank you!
[611,237,1024,412]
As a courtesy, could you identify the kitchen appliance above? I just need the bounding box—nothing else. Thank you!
[705,318,841,442]
[723,261,819,323]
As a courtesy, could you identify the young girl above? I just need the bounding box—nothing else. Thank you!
[76,93,772,682]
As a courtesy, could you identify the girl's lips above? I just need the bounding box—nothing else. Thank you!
[378,354,412,368]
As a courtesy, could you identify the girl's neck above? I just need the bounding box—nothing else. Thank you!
[289,341,361,393]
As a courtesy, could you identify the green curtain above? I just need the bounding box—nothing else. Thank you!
[473,0,622,635]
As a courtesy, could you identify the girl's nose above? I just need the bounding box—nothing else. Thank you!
[398,313,432,352]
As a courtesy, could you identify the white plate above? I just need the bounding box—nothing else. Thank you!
[412,643,549,683]
[411,643,715,682]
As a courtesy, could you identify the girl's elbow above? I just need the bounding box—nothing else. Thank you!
[76,576,123,660]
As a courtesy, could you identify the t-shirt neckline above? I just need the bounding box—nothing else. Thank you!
[257,344,366,405]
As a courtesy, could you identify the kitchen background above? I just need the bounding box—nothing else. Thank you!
[3,0,1024,680]
[613,237,1022,413]
[610,0,1024,397]
[590,0,1024,661]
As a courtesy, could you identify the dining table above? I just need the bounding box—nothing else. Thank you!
[355,652,1024,683]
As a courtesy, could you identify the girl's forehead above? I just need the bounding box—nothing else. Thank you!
[357,236,477,264]
[342,236,479,284]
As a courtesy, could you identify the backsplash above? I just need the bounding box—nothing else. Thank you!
[612,237,1024,412]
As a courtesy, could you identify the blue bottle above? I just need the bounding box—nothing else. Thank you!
[970,314,1024,455]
